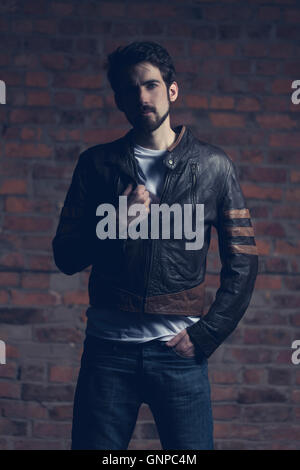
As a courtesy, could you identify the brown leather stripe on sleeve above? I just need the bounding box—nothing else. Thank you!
[224,208,250,219]
[225,226,255,237]
[229,244,258,255]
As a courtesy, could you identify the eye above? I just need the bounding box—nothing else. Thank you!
[147,83,157,89]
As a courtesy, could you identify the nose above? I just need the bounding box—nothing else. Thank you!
[137,87,150,107]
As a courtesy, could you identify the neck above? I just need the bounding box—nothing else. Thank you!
[132,120,177,150]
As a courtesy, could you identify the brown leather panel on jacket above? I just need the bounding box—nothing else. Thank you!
[145,282,205,316]
[107,282,205,316]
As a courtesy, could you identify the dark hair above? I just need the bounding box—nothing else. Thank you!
[104,41,176,95]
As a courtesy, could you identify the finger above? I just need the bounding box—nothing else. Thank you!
[166,330,186,347]
[134,184,146,194]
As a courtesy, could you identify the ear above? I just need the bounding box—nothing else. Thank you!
[168,81,178,103]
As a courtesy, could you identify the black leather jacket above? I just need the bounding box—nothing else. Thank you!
[52,124,258,359]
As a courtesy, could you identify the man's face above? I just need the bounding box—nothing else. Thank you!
[116,62,176,133]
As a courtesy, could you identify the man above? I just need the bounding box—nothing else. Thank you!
[52,41,258,450]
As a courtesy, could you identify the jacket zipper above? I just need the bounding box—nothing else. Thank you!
[190,162,197,231]
[141,168,173,315]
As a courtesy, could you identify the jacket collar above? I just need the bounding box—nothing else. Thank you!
[104,124,192,182]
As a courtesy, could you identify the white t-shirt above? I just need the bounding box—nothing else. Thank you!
[85,142,201,343]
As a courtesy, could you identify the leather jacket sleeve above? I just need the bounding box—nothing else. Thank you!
[52,153,95,275]
[186,157,259,359]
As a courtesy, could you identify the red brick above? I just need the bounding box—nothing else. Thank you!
[32,421,71,438]
[35,327,82,343]
[285,8,300,23]
[11,290,59,307]
[271,79,294,94]
[275,240,300,256]
[5,142,52,158]
[243,184,283,201]
[273,205,300,219]
[286,188,300,201]
[53,92,76,106]
[254,222,285,238]
[269,43,294,58]
[290,171,300,183]
[209,112,245,127]
[83,95,104,109]
[211,370,238,384]
[21,273,49,289]
[1,400,47,420]
[237,388,287,404]
[26,71,48,87]
[244,405,290,422]
[243,368,265,385]
[230,60,252,74]
[0,272,19,287]
[14,439,63,450]
[243,42,268,57]
[53,73,102,89]
[184,95,209,109]
[0,179,27,195]
[256,60,280,75]
[0,289,9,304]
[0,382,21,399]
[0,418,27,436]
[215,42,236,57]
[274,294,300,309]
[241,166,286,183]
[29,255,53,271]
[254,275,282,290]
[236,97,260,111]
[49,365,73,382]
[27,91,51,106]
[210,96,234,109]
[62,291,89,306]
[0,362,17,379]
[262,96,288,112]
[213,404,240,420]
[257,114,297,129]
[12,19,32,33]
[211,386,238,402]
[5,196,52,213]
[3,215,53,232]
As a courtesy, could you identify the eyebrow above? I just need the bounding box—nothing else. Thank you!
[125,79,161,87]
[142,80,160,85]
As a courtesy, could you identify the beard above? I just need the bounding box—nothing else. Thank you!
[126,96,171,134]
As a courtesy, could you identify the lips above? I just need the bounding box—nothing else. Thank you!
[141,110,153,115]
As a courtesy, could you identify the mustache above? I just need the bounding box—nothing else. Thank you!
[140,107,155,113]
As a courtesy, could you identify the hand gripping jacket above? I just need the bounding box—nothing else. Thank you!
[52,125,258,359]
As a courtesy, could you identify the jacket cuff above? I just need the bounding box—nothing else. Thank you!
[186,320,219,359]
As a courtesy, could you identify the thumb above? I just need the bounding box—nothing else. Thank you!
[122,183,133,196]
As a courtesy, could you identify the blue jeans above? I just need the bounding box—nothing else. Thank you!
[71,334,214,450]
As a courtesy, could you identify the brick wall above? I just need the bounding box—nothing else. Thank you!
[0,0,300,450]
